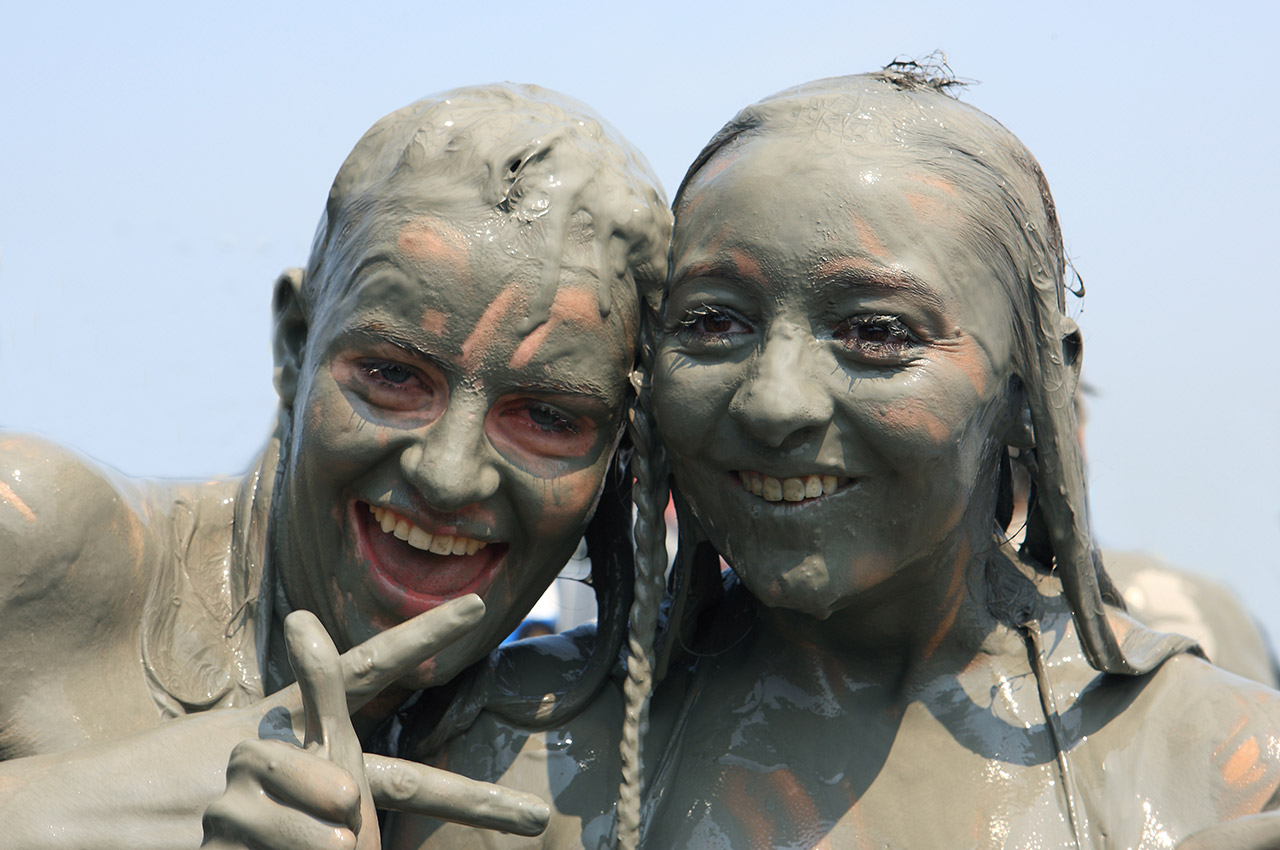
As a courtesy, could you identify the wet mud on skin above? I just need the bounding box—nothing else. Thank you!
[0,84,672,848]
[394,73,1280,850]
[269,83,670,696]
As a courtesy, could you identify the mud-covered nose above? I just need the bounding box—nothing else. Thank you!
[728,322,834,448]
[399,397,500,512]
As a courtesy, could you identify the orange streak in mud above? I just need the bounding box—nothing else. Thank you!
[678,247,770,290]
[550,286,605,326]
[874,399,952,444]
[1222,737,1264,789]
[507,287,604,370]
[949,340,993,398]
[697,149,740,184]
[909,173,959,197]
[851,214,889,261]
[419,308,448,336]
[723,767,778,848]
[0,481,35,523]
[462,283,523,370]
[725,248,765,287]
[1212,716,1252,758]
[679,150,742,217]
[507,320,555,370]
[767,768,823,835]
[397,218,470,279]
[903,190,964,225]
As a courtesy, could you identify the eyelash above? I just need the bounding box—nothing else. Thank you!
[671,306,921,365]
[674,306,751,342]
[525,403,580,434]
[361,360,423,390]
[833,315,919,356]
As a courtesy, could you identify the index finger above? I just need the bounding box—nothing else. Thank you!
[285,610,368,787]
[365,754,550,837]
[340,594,486,712]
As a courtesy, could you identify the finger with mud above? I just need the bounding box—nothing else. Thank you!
[339,595,486,710]
[284,610,371,812]
[365,753,550,836]
[225,738,361,830]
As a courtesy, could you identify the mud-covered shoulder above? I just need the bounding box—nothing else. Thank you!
[0,434,164,668]
[0,432,158,607]
[1141,652,1280,817]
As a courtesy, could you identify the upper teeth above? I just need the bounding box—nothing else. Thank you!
[368,505,488,555]
[738,472,846,502]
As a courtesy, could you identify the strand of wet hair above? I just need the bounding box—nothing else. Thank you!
[616,365,669,850]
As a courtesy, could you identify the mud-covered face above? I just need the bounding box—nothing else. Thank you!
[274,211,635,688]
[654,135,1020,619]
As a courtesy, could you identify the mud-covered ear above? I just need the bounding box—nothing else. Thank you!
[272,267,308,408]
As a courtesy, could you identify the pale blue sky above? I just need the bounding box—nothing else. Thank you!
[3,1,1277,637]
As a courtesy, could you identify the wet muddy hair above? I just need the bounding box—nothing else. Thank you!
[303,82,668,327]
[624,70,1192,815]
[286,84,671,755]
[611,68,1198,845]
[665,70,1196,676]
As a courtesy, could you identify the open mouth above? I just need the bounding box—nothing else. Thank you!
[736,471,852,504]
[356,501,507,615]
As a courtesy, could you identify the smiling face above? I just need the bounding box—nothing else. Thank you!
[272,208,636,687]
[654,134,1022,619]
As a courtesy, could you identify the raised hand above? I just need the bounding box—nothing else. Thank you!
[202,610,375,849]
[202,598,549,849]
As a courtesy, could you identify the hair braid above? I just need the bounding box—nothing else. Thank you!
[615,349,669,850]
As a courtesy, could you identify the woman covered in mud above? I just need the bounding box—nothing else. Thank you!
[0,84,670,848]
[394,68,1280,850]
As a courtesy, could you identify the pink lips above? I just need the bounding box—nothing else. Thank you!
[355,502,506,618]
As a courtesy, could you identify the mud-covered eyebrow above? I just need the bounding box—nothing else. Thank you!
[670,257,773,295]
[334,324,438,363]
[333,324,617,404]
[515,377,616,403]
[813,259,946,313]
[345,251,404,280]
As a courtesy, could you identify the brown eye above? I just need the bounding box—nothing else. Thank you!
[857,324,891,343]
[676,307,751,345]
[700,313,736,334]
[834,315,916,360]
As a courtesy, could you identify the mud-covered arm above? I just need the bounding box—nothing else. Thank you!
[0,585,543,848]
[0,702,261,849]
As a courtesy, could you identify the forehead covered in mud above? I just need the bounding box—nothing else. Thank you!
[305,83,671,331]
[675,73,1067,322]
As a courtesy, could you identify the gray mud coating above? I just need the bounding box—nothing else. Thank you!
[0,84,670,847]
[268,83,670,697]
[395,74,1280,850]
